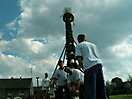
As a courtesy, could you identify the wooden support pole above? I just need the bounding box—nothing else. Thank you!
[43,45,66,99]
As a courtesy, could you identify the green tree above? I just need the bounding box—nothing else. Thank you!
[111,77,124,95]
[111,77,123,86]
[106,81,113,95]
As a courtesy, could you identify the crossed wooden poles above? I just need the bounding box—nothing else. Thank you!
[43,39,78,99]
[43,45,65,99]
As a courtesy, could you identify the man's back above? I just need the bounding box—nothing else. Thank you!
[75,41,102,71]
[67,69,84,84]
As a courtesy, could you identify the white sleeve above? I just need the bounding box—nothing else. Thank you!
[67,75,71,84]
[75,44,82,57]
[74,70,80,81]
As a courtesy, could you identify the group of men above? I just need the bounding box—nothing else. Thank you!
[42,34,107,99]
[54,60,84,99]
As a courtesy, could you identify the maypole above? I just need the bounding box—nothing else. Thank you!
[62,8,77,68]
[43,8,77,99]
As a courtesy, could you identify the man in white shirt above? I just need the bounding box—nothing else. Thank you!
[64,66,84,99]
[75,34,107,99]
[54,60,70,99]
[41,73,50,98]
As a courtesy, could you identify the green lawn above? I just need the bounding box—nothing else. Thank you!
[110,94,132,99]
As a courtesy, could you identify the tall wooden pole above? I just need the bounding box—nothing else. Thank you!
[63,12,76,68]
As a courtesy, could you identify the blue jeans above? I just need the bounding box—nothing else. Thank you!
[84,64,107,99]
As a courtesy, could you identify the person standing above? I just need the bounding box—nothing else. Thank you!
[54,60,70,99]
[41,73,50,98]
[64,66,84,99]
[75,34,107,99]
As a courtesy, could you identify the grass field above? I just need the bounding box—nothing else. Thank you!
[110,94,132,99]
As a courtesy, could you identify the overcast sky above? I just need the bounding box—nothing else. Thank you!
[0,0,132,86]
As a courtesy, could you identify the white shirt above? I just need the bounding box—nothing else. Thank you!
[41,77,50,90]
[54,68,67,86]
[75,41,102,71]
[67,69,84,85]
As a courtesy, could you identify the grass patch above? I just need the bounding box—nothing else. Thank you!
[110,94,132,99]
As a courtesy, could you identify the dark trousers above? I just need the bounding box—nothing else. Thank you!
[58,85,70,99]
[54,90,59,99]
[79,84,84,99]
[84,64,107,99]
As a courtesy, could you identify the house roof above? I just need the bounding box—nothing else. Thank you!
[0,77,32,88]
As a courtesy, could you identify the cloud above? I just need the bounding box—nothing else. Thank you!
[112,42,132,58]
[0,52,31,77]
[0,0,132,86]
[0,32,4,39]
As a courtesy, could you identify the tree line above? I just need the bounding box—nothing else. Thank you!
[106,75,132,95]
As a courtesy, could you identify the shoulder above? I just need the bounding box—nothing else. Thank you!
[83,41,97,48]
[47,78,50,81]
[77,41,90,47]
[42,78,46,81]
[73,69,80,73]
[74,69,84,75]
[74,69,79,71]
[87,41,96,47]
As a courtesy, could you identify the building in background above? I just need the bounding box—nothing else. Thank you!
[0,77,34,99]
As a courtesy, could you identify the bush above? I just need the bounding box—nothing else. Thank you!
[111,89,126,95]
